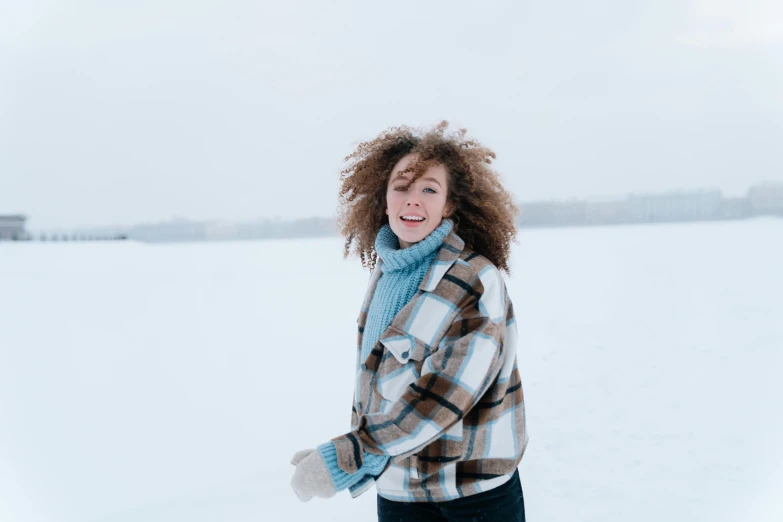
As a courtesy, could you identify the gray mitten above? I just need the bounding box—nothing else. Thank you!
[290,448,316,466]
[290,450,337,502]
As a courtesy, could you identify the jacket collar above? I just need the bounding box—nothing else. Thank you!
[417,226,465,291]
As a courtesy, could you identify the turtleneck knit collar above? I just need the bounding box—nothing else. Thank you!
[374,218,454,273]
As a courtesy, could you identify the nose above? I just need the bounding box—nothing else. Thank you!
[404,194,421,206]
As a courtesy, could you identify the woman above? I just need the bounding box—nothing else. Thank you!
[290,121,529,521]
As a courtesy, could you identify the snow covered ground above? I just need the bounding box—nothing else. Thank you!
[1,218,781,522]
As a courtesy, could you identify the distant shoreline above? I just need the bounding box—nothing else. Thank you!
[3,182,782,243]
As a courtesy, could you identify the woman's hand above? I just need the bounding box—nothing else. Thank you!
[290,448,337,502]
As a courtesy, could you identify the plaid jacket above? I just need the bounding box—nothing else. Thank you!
[329,227,529,502]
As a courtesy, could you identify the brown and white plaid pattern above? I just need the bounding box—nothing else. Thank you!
[331,227,529,502]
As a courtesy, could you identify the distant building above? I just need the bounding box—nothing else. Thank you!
[515,187,763,229]
[719,197,751,219]
[127,216,339,242]
[204,221,238,240]
[519,199,587,227]
[748,182,783,216]
[584,197,630,225]
[127,219,207,242]
[0,214,27,240]
[628,189,723,223]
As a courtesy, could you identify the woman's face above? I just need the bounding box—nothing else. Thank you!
[385,153,452,249]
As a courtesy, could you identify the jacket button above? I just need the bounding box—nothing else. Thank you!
[401,351,409,359]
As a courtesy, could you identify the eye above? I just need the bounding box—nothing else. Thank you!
[392,185,437,193]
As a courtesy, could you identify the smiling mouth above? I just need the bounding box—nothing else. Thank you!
[400,216,425,222]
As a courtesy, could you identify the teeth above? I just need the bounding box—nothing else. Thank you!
[401,216,424,221]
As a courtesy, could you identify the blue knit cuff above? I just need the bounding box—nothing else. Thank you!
[317,441,391,491]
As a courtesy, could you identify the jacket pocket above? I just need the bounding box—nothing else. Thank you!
[374,326,431,403]
[379,325,431,364]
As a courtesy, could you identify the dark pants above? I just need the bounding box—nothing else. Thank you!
[377,468,526,522]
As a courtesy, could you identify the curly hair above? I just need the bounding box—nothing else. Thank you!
[336,121,519,274]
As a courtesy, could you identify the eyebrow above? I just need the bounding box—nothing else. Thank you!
[392,175,442,188]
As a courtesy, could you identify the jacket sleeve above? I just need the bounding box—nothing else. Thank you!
[327,280,507,474]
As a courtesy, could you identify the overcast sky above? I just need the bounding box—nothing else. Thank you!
[2,0,782,229]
